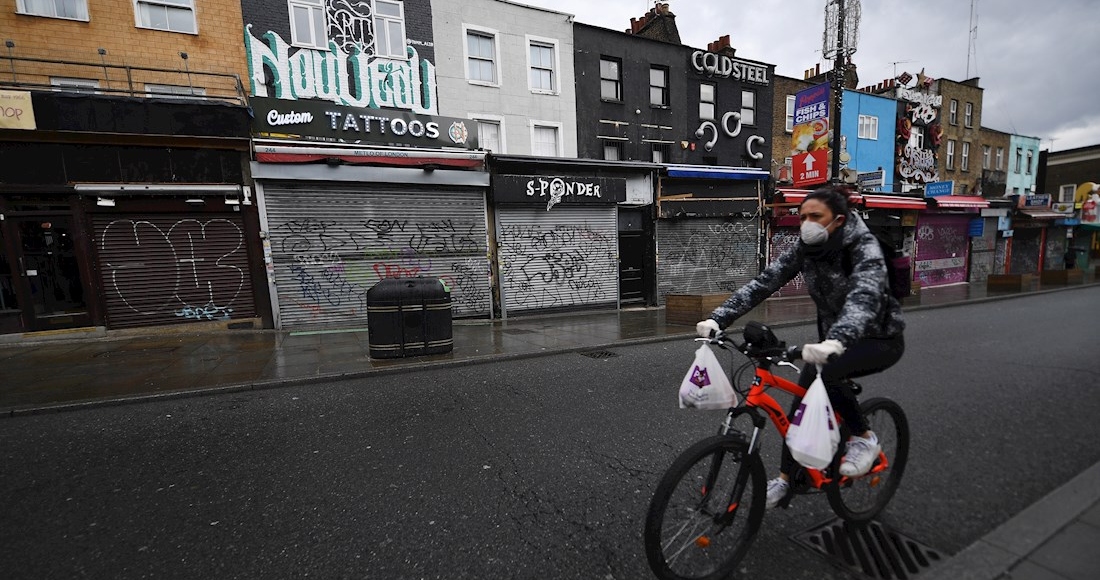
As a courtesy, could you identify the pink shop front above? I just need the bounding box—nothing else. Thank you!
[914,196,990,288]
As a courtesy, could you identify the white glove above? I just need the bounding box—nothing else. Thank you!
[801,339,845,365]
[696,319,721,338]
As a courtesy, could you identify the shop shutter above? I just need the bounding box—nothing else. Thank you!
[1009,228,1043,274]
[93,214,256,329]
[496,207,618,314]
[914,215,969,287]
[768,226,808,297]
[656,218,760,303]
[1043,227,1067,270]
[262,183,491,328]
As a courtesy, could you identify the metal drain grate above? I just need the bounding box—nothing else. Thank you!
[790,518,946,580]
[578,350,619,359]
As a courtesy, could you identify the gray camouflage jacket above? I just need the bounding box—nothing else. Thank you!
[709,212,905,346]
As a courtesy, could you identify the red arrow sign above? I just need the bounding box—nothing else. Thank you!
[792,150,829,188]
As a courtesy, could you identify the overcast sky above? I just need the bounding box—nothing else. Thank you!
[520,0,1099,153]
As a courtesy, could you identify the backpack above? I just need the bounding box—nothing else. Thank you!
[844,231,911,300]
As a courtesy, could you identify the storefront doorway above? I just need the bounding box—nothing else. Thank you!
[2,215,90,332]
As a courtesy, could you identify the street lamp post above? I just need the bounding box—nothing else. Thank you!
[831,0,846,183]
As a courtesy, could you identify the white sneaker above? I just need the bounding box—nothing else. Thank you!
[839,432,881,477]
[765,477,789,509]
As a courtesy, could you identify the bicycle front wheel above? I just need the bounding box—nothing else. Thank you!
[644,435,767,580]
[826,397,910,522]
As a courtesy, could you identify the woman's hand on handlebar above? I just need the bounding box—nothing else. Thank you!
[696,319,721,339]
[800,339,845,364]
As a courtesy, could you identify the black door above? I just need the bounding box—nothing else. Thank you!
[618,207,650,306]
[9,216,90,331]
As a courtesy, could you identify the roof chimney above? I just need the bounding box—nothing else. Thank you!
[707,34,731,53]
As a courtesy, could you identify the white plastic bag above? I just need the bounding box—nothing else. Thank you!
[785,370,841,469]
[678,344,737,410]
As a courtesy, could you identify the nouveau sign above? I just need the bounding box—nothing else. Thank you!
[251,96,478,150]
[494,175,626,210]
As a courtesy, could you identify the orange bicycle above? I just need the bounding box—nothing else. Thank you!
[644,322,910,580]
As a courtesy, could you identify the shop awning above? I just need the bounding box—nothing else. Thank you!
[253,142,486,169]
[929,196,989,209]
[860,194,927,210]
[1017,209,1067,219]
[777,188,862,204]
[666,164,769,180]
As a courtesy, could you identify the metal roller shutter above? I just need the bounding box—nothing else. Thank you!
[656,218,761,302]
[768,226,808,297]
[262,183,491,328]
[496,207,619,314]
[93,214,256,329]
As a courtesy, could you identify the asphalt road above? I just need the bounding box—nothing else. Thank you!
[2,286,1099,579]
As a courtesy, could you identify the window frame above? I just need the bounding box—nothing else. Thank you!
[982,145,991,170]
[50,77,100,94]
[602,140,624,161]
[470,114,505,154]
[949,99,958,125]
[740,89,756,126]
[1015,147,1023,173]
[961,141,970,171]
[699,82,716,121]
[649,66,669,107]
[530,121,563,157]
[857,114,878,140]
[964,102,974,128]
[1026,149,1034,175]
[785,95,795,133]
[372,0,408,59]
[133,0,198,35]
[1059,184,1076,203]
[288,0,328,50]
[996,147,1005,170]
[145,83,206,99]
[946,139,956,170]
[463,25,501,87]
[909,126,924,150]
[16,0,88,20]
[651,142,670,163]
[525,35,559,95]
[600,57,622,102]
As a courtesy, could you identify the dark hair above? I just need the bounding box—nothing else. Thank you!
[800,184,850,219]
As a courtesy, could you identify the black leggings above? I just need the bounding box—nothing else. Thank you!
[779,334,905,474]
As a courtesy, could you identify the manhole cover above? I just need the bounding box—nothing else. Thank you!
[578,350,619,359]
[790,518,945,580]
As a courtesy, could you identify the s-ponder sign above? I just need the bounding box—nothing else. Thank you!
[0,90,36,130]
[493,175,626,211]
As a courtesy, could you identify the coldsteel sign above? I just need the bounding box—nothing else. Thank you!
[689,51,770,85]
[251,96,478,150]
[494,175,627,211]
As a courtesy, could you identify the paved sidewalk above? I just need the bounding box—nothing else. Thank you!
[2,279,1099,579]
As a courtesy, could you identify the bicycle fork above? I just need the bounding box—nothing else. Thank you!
[712,408,766,528]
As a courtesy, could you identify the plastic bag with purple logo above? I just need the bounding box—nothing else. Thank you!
[785,370,841,469]
[678,344,737,410]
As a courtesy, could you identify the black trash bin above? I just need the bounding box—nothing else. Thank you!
[366,277,452,358]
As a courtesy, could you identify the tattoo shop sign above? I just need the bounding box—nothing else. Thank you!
[494,175,626,211]
[251,96,478,150]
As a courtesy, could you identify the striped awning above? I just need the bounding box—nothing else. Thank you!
[861,194,927,210]
[929,196,989,209]
[666,164,770,180]
[777,188,862,204]
[1018,209,1067,219]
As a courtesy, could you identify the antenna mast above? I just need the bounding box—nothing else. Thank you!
[966,0,979,78]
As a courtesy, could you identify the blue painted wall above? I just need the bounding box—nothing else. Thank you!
[841,89,897,191]
[1006,134,1042,196]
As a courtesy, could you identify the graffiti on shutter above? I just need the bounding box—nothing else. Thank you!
[657,218,760,302]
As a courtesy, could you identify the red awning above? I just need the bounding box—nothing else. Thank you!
[256,151,484,168]
[860,194,927,210]
[1017,209,1066,219]
[929,196,989,209]
[777,189,862,204]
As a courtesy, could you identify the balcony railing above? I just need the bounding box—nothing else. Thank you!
[0,54,246,106]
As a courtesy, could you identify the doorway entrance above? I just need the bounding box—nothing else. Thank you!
[2,215,91,332]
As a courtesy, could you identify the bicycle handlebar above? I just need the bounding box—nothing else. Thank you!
[694,330,835,365]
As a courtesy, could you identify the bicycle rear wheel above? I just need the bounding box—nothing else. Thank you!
[826,397,910,522]
[644,435,766,580]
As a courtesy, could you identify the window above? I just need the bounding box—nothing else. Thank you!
[949,99,958,124]
[650,66,669,107]
[699,83,715,120]
[1026,150,1034,175]
[785,95,795,133]
[17,0,88,20]
[602,141,623,161]
[740,90,755,126]
[532,124,560,157]
[1059,184,1076,203]
[373,0,407,58]
[475,119,502,153]
[908,126,924,150]
[466,29,498,84]
[50,77,99,94]
[1015,147,1022,172]
[135,0,197,34]
[996,147,1004,170]
[145,83,205,98]
[600,58,621,101]
[857,115,878,140]
[982,145,991,169]
[961,142,970,171]
[528,39,556,93]
[288,0,327,49]
[964,102,974,127]
[946,140,956,170]
[651,143,670,163]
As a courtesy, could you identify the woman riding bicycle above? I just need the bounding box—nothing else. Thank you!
[695,184,905,509]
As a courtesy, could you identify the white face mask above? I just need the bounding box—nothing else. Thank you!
[800,216,838,246]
